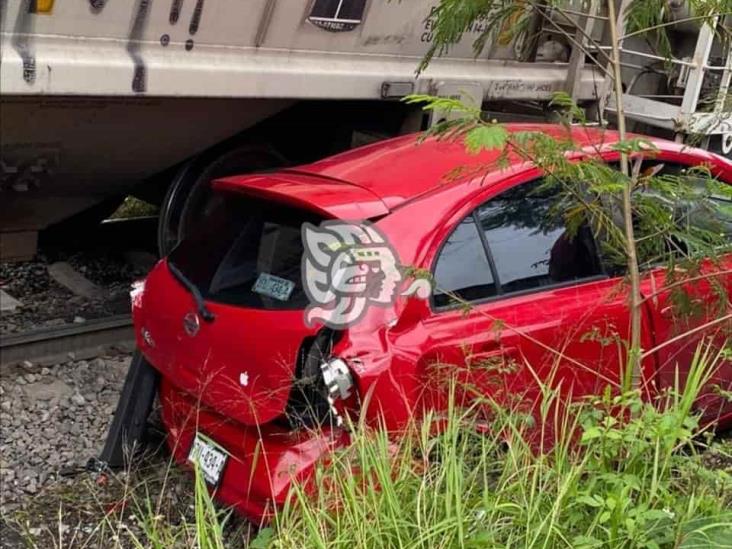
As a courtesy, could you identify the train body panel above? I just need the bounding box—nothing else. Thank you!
[1,1,728,260]
[1,0,604,254]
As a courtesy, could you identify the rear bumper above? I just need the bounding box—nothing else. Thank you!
[158,378,346,522]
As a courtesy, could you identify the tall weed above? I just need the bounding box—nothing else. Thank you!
[263,344,732,548]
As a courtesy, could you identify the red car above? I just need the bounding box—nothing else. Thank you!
[127,124,732,521]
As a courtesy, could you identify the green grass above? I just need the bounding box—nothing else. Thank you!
[2,441,252,548]
[108,196,159,220]
[8,345,729,548]
[261,344,732,549]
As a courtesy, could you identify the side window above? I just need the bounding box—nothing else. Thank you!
[655,163,732,238]
[433,216,497,308]
[431,179,607,310]
[627,162,732,268]
[476,180,603,294]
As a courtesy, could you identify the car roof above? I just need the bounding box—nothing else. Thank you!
[294,124,626,209]
[216,124,731,220]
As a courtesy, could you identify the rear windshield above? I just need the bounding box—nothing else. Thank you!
[168,192,322,310]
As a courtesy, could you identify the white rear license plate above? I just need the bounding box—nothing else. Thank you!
[187,433,228,486]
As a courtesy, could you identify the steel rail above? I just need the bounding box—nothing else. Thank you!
[0,315,134,367]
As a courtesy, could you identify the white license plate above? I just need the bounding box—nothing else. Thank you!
[252,272,295,301]
[187,433,228,486]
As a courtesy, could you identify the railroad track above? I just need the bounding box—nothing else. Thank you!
[0,315,135,367]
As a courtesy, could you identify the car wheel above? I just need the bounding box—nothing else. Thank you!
[157,144,286,256]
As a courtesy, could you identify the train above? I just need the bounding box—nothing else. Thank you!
[1,0,729,260]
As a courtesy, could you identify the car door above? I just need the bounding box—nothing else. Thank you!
[417,178,657,425]
[638,163,732,422]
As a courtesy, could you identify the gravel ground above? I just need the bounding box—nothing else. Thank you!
[0,354,252,548]
[0,351,729,548]
[1,248,154,336]
[0,354,131,513]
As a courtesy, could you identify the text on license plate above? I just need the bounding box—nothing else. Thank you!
[252,272,295,301]
[187,433,228,486]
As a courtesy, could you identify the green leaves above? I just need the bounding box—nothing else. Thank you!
[572,534,603,548]
[576,495,604,508]
[403,94,481,118]
[464,124,509,154]
[624,0,731,63]
[580,426,603,443]
[250,527,274,549]
[611,138,659,155]
[266,362,732,548]
[549,91,587,125]
[416,0,535,73]
[403,94,509,155]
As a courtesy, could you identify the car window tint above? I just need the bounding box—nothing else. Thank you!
[629,163,732,267]
[433,216,497,308]
[168,191,321,310]
[674,176,732,238]
[476,180,603,294]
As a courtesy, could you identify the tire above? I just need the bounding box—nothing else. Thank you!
[157,144,286,256]
[286,329,339,428]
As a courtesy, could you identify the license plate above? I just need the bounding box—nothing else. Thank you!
[187,433,228,486]
[252,272,295,301]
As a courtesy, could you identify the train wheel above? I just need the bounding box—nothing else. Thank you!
[157,144,285,256]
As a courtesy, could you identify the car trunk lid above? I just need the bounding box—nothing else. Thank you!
[136,179,372,425]
[139,263,316,425]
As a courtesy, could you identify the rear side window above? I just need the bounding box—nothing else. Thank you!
[476,181,603,294]
[432,179,604,309]
[168,192,322,309]
[433,217,497,308]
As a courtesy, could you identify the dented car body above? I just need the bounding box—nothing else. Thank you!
[130,125,732,520]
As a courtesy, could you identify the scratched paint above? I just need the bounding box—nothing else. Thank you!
[127,0,152,93]
[169,0,183,24]
[189,0,204,35]
[11,0,36,84]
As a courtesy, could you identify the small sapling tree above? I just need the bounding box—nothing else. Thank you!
[408,0,731,394]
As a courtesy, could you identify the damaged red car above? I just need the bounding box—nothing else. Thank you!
[106,124,732,521]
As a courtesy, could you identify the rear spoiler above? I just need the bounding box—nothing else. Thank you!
[212,171,390,219]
